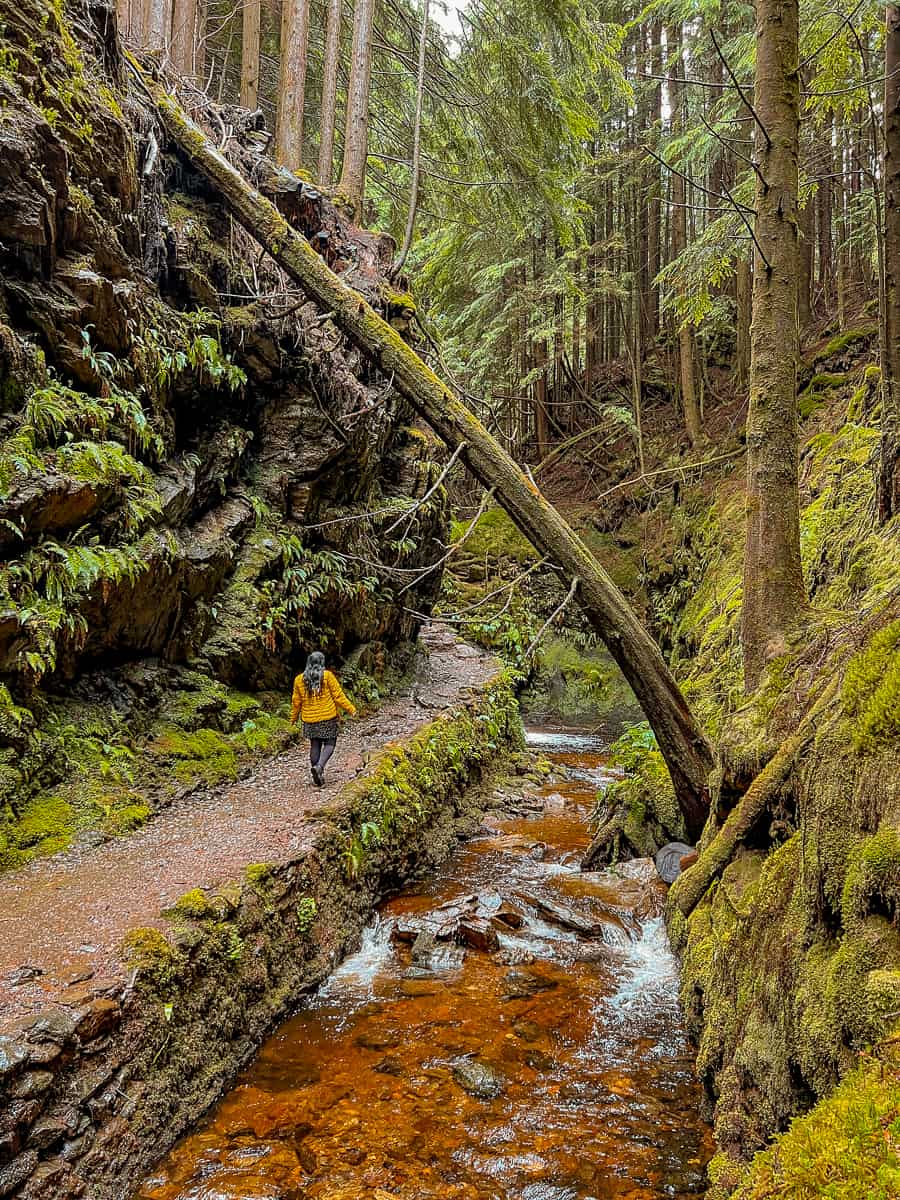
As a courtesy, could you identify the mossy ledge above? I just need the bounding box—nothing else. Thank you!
[0,669,522,1200]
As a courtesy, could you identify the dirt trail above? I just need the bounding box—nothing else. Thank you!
[0,624,498,1032]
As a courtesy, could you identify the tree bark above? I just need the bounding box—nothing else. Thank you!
[741,0,806,691]
[339,0,376,219]
[144,77,715,836]
[736,256,751,391]
[392,0,429,278]
[240,0,261,111]
[669,25,702,447]
[879,5,900,522]
[317,0,343,185]
[170,0,199,79]
[145,0,171,53]
[275,0,310,170]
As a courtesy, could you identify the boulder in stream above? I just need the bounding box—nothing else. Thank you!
[457,917,500,953]
[654,842,696,885]
[451,1057,506,1099]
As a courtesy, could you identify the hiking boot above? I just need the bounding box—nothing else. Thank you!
[312,765,324,787]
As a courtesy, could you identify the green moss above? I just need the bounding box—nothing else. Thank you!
[13,791,74,852]
[169,888,214,919]
[451,507,539,564]
[813,326,877,364]
[296,896,317,935]
[731,1051,900,1200]
[245,862,273,885]
[341,671,521,880]
[842,828,900,927]
[842,621,900,751]
[122,926,185,993]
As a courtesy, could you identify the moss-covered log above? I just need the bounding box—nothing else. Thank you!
[138,66,715,839]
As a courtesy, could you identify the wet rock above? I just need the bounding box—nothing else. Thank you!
[355,1031,401,1051]
[529,843,548,861]
[399,978,442,997]
[74,998,120,1042]
[502,969,558,1000]
[493,947,535,967]
[28,1009,77,1046]
[0,1151,37,1198]
[390,916,421,944]
[451,1057,506,1099]
[491,904,524,931]
[4,967,42,989]
[297,1145,317,1173]
[410,931,465,972]
[0,1037,28,1080]
[27,1041,64,1067]
[373,1056,404,1076]
[654,842,696,885]
[512,1020,543,1042]
[27,1116,70,1152]
[1,1100,41,1136]
[457,918,500,954]
[515,891,604,937]
[9,1071,54,1100]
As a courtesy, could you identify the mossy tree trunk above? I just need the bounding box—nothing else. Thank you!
[879,5,900,522]
[741,0,806,691]
[144,76,716,838]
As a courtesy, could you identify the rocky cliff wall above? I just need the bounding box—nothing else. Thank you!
[0,0,447,867]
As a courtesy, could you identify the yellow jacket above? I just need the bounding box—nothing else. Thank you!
[290,670,356,724]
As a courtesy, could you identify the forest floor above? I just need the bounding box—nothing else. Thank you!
[0,623,497,1034]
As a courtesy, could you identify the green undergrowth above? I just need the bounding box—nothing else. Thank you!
[340,670,522,879]
[722,1050,900,1200]
[592,723,685,859]
[0,672,296,872]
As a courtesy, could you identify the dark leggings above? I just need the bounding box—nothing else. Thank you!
[310,738,336,771]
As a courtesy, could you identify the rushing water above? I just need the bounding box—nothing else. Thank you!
[137,726,713,1200]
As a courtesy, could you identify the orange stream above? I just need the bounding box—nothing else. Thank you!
[137,729,713,1200]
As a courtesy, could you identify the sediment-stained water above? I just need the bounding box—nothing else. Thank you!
[136,727,713,1200]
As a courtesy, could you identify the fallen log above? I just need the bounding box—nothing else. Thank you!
[138,67,714,840]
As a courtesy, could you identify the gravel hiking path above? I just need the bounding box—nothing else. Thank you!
[0,624,499,1032]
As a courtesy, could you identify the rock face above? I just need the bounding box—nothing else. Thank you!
[0,2,448,860]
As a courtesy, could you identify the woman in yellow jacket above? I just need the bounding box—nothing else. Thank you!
[290,651,356,786]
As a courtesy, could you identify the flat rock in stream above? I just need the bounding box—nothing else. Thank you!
[502,969,559,999]
[514,891,604,937]
[451,1057,506,1099]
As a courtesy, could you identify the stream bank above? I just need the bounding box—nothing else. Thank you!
[135,725,714,1200]
[0,627,522,1200]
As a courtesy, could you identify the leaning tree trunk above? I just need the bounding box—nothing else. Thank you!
[879,5,900,522]
[140,73,715,840]
[740,0,806,691]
